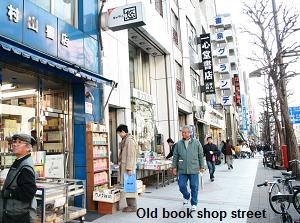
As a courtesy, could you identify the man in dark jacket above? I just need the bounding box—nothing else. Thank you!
[203,137,219,182]
[166,138,176,159]
[1,134,37,223]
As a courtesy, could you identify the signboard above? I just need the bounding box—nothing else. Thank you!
[45,154,65,178]
[216,47,228,57]
[200,33,215,94]
[242,95,249,131]
[108,2,146,31]
[218,63,229,73]
[222,96,232,106]
[220,79,231,90]
[215,32,225,42]
[0,0,99,73]
[289,106,300,124]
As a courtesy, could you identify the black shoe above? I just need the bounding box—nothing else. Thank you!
[210,178,214,182]
[228,167,230,170]
[230,165,233,169]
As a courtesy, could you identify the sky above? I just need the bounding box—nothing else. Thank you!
[215,0,300,111]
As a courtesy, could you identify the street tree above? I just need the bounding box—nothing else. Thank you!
[242,0,300,164]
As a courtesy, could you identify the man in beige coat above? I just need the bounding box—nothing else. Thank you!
[116,124,137,212]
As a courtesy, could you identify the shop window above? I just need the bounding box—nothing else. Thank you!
[129,43,151,94]
[131,100,154,152]
[0,67,38,152]
[29,0,78,27]
[0,66,71,156]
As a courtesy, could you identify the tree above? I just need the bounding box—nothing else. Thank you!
[242,0,300,169]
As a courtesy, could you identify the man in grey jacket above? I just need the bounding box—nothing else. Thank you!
[172,125,205,211]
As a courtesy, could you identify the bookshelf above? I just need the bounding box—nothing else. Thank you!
[86,122,110,210]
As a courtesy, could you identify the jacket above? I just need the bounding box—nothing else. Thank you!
[172,138,204,175]
[203,143,219,161]
[1,155,37,223]
[118,133,137,185]
[225,143,235,155]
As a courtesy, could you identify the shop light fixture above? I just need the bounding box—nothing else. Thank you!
[0,84,16,91]
[1,89,36,99]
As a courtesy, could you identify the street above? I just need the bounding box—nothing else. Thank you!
[82,155,300,223]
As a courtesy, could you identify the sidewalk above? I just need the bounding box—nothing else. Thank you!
[86,158,259,223]
[247,156,300,223]
[81,156,300,223]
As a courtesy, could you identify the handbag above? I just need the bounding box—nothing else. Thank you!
[123,172,137,193]
[211,154,216,162]
[231,149,236,155]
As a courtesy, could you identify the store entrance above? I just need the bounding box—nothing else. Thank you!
[0,64,72,178]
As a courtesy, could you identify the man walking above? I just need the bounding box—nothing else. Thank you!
[225,139,235,170]
[116,124,138,212]
[203,137,219,182]
[172,125,205,211]
[1,134,37,223]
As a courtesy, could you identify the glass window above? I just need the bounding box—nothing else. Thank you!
[155,0,163,17]
[190,68,200,100]
[175,61,184,96]
[186,18,197,52]
[29,0,78,27]
[171,11,181,48]
[129,43,151,94]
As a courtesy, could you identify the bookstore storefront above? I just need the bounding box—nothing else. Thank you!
[0,0,112,180]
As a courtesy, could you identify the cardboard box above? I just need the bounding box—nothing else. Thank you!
[98,201,119,214]
[93,189,121,203]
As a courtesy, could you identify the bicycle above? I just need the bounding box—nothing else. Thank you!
[257,181,294,223]
[270,171,296,213]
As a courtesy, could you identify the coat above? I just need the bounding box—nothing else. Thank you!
[118,133,137,185]
[203,143,219,161]
[225,142,235,155]
[172,138,204,175]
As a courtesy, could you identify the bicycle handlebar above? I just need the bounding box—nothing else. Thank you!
[257,181,268,187]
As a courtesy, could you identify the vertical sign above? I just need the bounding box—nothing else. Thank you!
[200,33,215,94]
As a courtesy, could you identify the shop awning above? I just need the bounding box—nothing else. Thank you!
[0,39,114,86]
[238,131,247,141]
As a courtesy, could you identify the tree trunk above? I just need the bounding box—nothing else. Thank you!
[276,80,300,174]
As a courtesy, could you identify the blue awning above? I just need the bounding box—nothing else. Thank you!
[0,39,113,86]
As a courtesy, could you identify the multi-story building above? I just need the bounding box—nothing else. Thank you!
[101,0,225,163]
[209,14,242,145]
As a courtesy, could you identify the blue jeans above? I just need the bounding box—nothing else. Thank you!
[206,161,215,179]
[178,174,199,206]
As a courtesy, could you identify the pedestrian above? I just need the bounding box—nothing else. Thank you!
[1,134,37,223]
[225,139,235,170]
[203,137,219,182]
[166,138,176,159]
[116,124,138,213]
[172,125,205,211]
[220,140,226,163]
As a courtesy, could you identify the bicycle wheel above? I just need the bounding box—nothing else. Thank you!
[293,189,300,214]
[281,213,293,223]
[269,183,283,214]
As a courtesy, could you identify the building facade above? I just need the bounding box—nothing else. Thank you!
[0,0,111,187]
[101,0,226,162]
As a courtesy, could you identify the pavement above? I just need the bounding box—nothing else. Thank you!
[77,154,300,223]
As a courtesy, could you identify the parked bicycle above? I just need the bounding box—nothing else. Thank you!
[257,172,300,222]
[257,181,294,223]
[263,151,276,169]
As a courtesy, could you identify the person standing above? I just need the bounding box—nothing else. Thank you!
[225,139,235,170]
[166,138,176,159]
[116,124,138,213]
[203,137,219,182]
[172,125,205,211]
[1,134,37,223]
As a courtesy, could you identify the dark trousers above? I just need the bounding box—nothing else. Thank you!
[206,161,216,179]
